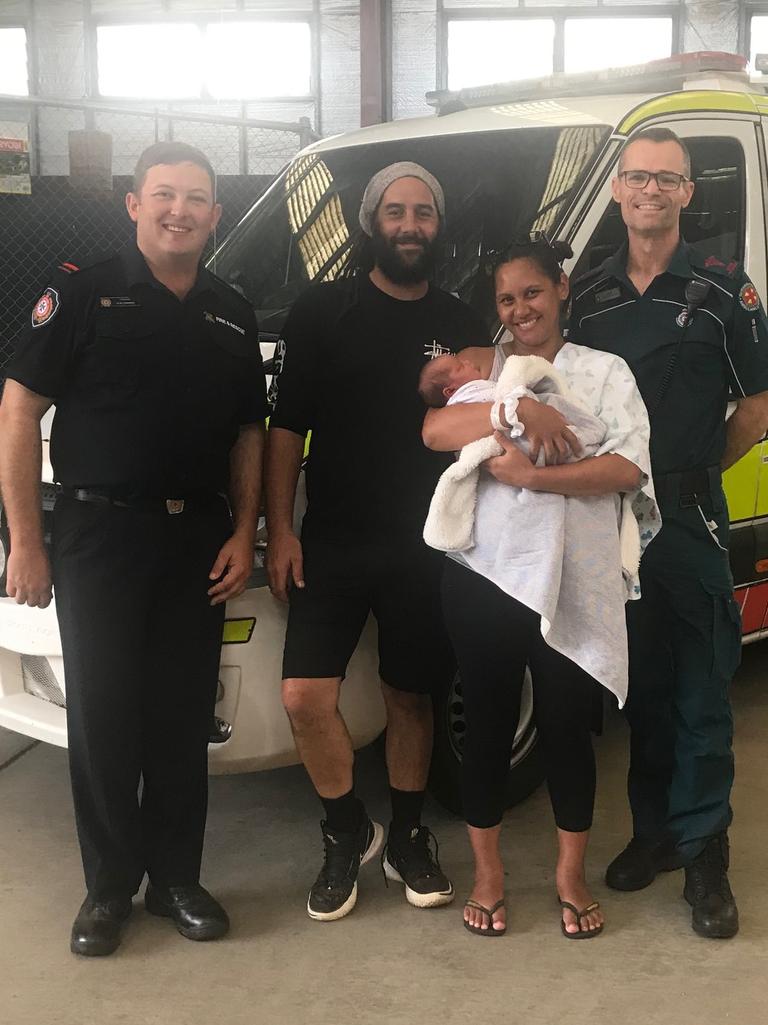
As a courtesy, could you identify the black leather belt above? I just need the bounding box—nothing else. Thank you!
[653,465,721,508]
[60,487,226,515]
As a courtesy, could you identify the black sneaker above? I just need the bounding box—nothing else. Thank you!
[683,833,739,939]
[307,817,384,922]
[383,826,455,908]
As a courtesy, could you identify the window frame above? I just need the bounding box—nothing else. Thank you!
[742,6,768,66]
[437,4,684,91]
[0,21,31,97]
[87,11,318,104]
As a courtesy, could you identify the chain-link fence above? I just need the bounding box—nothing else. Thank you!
[0,98,316,373]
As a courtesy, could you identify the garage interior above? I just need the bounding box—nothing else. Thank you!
[2,3,768,1024]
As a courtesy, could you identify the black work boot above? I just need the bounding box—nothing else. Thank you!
[683,834,739,939]
[605,837,684,891]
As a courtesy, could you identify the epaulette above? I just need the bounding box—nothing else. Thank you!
[690,250,740,279]
[570,262,610,291]
[206,268,256,308]
[53,252,114,276]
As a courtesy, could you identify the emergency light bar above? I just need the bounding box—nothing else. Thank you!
[426,52,748,115]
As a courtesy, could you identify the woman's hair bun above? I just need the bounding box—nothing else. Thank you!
[550,240,573,263]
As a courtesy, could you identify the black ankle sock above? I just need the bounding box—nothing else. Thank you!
[389,787,425,839]
[321,789,364,833]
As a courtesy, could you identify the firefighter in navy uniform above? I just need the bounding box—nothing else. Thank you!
[569,128,768,938]
[0,142,267,956]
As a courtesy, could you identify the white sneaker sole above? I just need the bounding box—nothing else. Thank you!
[383,857,456,908]
[307,821,384,922]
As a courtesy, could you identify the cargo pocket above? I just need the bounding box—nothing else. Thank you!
[706,586,742,683]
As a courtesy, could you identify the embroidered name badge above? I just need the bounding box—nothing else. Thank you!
[739,282,761,312]
[31,287,60,328]
[100,296,140,308]
[424,339,451,359]
[205,311,245,335]
[595,287,621,304]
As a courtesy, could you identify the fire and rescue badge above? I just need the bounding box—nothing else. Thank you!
[739,281,761,312]
[31,287,60,328]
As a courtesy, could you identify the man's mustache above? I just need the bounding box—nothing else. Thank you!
[392,234,426,246]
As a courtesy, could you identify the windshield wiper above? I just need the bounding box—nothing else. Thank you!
[527,183,577,230]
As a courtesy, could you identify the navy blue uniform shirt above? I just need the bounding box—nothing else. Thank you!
[568,241,768,475]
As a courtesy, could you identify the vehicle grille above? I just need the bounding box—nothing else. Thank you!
[21,655,66,708]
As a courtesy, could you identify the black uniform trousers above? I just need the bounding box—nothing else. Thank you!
[624,471,742,862]
[52,494,231,899]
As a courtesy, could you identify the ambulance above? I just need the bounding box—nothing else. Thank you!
[1,51,766,812]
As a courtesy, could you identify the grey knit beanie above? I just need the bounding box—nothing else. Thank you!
[358,161,445,236]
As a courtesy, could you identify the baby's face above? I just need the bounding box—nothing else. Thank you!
[433,354,483,392]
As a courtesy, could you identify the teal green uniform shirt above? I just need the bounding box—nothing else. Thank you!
[568,241,768,475]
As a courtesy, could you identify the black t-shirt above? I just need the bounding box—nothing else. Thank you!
[569,241,768,476]
[6,244,268,494]
[270,275,490,541]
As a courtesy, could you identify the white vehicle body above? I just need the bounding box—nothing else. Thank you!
[1,52,765,805]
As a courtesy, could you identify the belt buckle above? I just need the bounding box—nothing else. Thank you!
[166,498,185,515]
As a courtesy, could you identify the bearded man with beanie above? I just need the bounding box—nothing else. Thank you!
[265,162,489,920]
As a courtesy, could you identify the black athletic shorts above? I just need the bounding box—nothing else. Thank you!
[282,536,455,694]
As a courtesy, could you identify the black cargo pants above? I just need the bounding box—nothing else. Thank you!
[52,494,231,899]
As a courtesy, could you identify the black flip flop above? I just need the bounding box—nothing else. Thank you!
[463,898,506,937]
[558,898,604,939]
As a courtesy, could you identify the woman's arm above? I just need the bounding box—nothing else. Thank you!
[422,402,495,450]
[486,432,642,495]
[423,399,582,459]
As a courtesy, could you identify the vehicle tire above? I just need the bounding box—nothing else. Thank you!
[428,666,545,816]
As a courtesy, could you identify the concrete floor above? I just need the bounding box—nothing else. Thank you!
[1,646,766,1025]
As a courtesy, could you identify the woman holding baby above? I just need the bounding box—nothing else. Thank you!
[422,238,658,938]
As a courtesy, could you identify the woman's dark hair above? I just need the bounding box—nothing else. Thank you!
[492,237,573,285]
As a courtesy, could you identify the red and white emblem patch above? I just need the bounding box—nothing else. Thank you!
[739,282,761,312]
[31,287,60,328]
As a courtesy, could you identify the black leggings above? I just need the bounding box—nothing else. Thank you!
[441,559,597,832]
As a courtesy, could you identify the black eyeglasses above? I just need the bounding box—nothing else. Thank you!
[618,170,689,191]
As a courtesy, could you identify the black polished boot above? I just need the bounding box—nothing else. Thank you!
[684,834,739,939]
[145,882,229,940]
[70,895,132,957]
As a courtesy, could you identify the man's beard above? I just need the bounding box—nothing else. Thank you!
[371,225,439,285]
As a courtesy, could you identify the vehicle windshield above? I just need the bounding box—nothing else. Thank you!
[209,124,610,334]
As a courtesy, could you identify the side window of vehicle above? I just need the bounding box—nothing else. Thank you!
[572,135,746,278]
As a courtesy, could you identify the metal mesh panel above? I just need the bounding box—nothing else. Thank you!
[0,98,315,375]
[21,655,66,708]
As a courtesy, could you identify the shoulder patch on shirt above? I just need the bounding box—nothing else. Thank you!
[31,287,60,328]
[739,281,761,312]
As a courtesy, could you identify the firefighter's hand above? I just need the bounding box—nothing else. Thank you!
[516,397,582,464]
[208,532,254,606]
[6,544,53,608]
[266,530,304,603]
